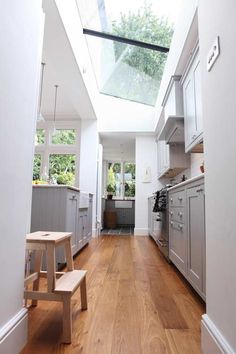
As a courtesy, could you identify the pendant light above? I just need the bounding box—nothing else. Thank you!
[52,84,59,135]
[37,62,46,122]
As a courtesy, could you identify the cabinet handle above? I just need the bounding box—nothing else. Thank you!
[178,224,183,230]
[170,198,173,202]
[170,221,174,227]
[170,211,173,216]
[196,188,204,193]
[69,195,77,201]
[178,212,183,217]
[178,197,183,201]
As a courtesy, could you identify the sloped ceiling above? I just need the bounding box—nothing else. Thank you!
[41,0,97,120]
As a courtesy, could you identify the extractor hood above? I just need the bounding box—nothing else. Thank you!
[159,115,184,144]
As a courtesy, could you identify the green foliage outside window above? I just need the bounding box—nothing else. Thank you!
[112,4,173,82]
[49,154,76,186]
[124,163,135,197]
[52,129,76,145]
[33,154,41,180]
[35,129,45,145]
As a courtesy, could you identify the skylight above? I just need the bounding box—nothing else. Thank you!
[77,0,182,106]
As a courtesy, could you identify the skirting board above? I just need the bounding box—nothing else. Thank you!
[134,228,148,236]
[201,314,235,354]
[0,308,28,354]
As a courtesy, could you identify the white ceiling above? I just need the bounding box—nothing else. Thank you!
[41,0,97,120]
[101,133,136,161]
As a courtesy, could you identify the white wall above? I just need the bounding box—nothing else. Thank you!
[154,0,198,130]
[0,1,43,352]
[79,120,99,235]
[198,1,236,352]
[98,95,156,133]
[134,136,162,235]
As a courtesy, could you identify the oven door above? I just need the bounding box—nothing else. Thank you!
[155,210,169,260]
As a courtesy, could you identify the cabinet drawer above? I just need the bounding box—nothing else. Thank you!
[169,207,185,223]
[169,190,185,207]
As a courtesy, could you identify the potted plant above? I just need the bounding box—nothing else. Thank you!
[106,184,115,200]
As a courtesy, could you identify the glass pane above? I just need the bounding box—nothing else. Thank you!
[86,35,167,105]
[33,154,42,181]
[52,129,76,145]
[35,129,45,145]
[107,162,122,197]
[78,0,180,47]
[49,154,76,186]
[124,163,135,197]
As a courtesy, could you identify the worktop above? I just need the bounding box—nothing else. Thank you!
[168,173,204,192]
[32,184,93,195]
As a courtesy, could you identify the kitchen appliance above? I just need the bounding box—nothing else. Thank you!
[152,185,171,261]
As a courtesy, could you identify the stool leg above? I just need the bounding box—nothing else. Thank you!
[32,250,43,306]
[62,295,72,344]
[80,277,88,310]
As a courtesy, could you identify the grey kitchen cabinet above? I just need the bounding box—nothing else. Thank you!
[168,175,205,300]
[186,183,205,298]
[31,186,93,268]
[182,46,203,152]
[169,188,187,276]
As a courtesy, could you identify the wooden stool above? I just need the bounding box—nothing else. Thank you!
[24,231,87,343]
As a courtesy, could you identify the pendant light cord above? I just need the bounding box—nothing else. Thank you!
[38,62,46,116]
[53,84,59,127]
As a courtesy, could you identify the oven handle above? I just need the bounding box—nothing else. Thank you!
[157,239,167,247]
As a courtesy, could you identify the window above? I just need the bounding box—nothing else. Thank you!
[49,154,76,186]
[106,161,135,198]
[51,129,76,145]
[33,154,42,180]
[33,123,79,186]
[124,163,135,197]
[35,129,45,145]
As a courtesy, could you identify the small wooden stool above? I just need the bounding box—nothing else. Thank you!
[24,231,87,343]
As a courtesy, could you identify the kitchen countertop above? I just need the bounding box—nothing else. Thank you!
[32,184,93,195]
[168,173,204,192]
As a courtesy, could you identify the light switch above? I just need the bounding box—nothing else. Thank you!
[207,36,220,72]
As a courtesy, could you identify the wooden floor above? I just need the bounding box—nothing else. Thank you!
[21,235,205,354]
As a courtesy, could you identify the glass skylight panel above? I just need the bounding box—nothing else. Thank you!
[85,35,167,105]
[77,0,182,105]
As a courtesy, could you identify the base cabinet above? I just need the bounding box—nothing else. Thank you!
[187,184,205,296]
[169,188,187,275]
[169,176,205,300]
[31,186,93,268]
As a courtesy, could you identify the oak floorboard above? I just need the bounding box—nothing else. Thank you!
[21,235,205,354]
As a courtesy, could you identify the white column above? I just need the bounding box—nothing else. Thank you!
[0,1,44,353]
[198,1,236,352]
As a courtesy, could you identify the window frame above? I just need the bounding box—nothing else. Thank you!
[34,121,81,187]
[105,160,135,199]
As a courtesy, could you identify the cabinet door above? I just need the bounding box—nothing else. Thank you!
[66,192,78,255]
[169,220,187,276]
[183,51,203,152]
[193,59,203,136]
[183,68,196,148]
[157,140,170,177]
[77,211,84,250]
[187,184,205,294]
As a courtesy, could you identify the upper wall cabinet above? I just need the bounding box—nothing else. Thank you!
[162,75,184,118]
[182,46,204,153]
